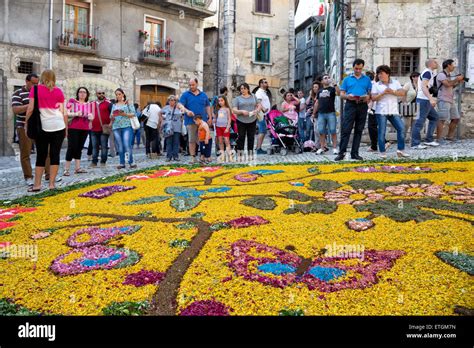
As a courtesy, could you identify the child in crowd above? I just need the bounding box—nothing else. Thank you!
[194,115,212,163]
[281,91,300,125]
[214,95,233,162]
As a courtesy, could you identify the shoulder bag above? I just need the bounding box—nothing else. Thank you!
[26,85,42,140]
[97,102,111,135]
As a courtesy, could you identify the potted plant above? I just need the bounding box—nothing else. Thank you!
[138,29,149,42]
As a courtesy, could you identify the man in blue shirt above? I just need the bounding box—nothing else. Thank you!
[179,78,212,163]
[335,58,372,161]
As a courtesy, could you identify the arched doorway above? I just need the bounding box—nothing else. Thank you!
[140,85,175,108]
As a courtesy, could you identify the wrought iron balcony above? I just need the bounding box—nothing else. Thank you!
[156,0,215,18]
[141,39,173,66]
[57,20,99,54]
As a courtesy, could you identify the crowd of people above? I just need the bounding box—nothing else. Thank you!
[12,56,465,192]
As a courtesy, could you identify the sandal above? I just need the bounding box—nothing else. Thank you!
[75,168,87,174]
[27,187,42,193]
[63,169,70,176]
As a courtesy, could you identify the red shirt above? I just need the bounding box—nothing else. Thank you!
[91,100,112,132]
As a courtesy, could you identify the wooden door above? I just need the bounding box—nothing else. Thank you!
[140,85,174,109]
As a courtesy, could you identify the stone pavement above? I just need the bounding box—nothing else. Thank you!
[0,139,472,202]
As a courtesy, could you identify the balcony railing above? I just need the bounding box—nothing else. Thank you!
[57,20,99,54]
[185,0,213,8]
[141,39,173,66]
[159,0,216,18]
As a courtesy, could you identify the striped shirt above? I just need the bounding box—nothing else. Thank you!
[11,86,30,128]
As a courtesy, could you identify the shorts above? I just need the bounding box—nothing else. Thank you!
[186,124,198,143]
[437,101,460,121]
[199,138,213,158]
[257,119,267,134]
[216,126,230,138]
[317,112,337,135]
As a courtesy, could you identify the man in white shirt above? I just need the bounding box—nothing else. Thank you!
[411,59,439,149]
[142,102,162,158]
[254,78,271,155]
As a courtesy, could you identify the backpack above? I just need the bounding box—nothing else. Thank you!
[428,72,441,98]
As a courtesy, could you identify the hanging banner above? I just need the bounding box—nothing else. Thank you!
[466,43,474,89]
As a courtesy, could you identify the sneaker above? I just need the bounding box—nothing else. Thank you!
[411,144,428,150]
[333,148,339,155]
[424,141,440,147]
[256,149,266,155]
[316,148,324,155]
[25,178,34,187]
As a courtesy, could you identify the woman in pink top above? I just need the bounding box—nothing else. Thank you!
[63,87,94,176]
[281,91,300,124]
[25,69,67,191]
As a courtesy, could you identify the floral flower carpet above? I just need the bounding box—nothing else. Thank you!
[0,161,472,316]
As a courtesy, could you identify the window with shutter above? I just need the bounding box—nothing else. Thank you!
[255,0,271,14]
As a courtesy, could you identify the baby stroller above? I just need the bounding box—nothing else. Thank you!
[265,110,302,156]
[215,113,238,157]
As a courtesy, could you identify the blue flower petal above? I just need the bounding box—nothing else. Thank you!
[307,266,346,282]
[257,262,296,275]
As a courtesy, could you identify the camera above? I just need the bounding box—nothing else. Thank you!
[454,74,469,82]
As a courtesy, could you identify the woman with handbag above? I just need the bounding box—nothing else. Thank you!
[110,88,138,169]
[90,89,112,167]
[63,87,94,176]
[160,95,184,162]
[25,69,67,192]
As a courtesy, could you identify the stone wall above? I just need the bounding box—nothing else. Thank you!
[203,27,219,97]
[327,0,474,138]
[219,0,294,105]
[0,0,211,154]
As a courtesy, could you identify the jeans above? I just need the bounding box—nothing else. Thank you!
[132,128,141,147]
[411,98,438,146]
[375,114,405,152]
[91,131,109,164]
[318,112,337,135]
[199,138,213,158]
[113,127,134,165]
[297,117,306,142]
[165,132,181,160]
[339,101,368,156]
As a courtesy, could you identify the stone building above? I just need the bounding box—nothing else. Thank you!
[294,16,325,94]
[324,0,473,138]
[0,0,216,155]
[218,0,296,107]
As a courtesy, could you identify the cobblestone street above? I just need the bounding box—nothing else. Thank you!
[1,139,472,201]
